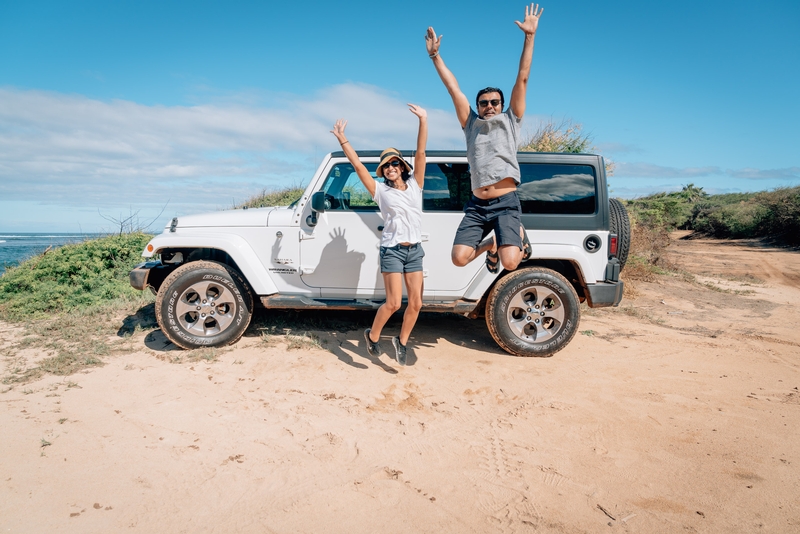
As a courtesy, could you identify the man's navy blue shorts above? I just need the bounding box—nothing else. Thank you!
[453,191,523,249]
[379,243,425,273]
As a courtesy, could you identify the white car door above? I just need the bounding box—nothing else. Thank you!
[299,161,386,298]
[419,159,484,297]
[299,157,483,300]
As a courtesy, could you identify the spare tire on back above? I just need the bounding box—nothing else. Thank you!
[609,198,631,271]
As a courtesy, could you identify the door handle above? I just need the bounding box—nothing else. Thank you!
[377,225,384,231]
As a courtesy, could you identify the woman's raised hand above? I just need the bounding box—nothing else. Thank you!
[407,104,427,119]
[330,119,348,143]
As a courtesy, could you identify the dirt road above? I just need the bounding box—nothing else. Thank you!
[2,234,799,533]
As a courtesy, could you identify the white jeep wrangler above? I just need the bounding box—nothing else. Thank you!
[130,150,629,357]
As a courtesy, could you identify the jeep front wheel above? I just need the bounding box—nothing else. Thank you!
[485,268,580,357]
[155,261,254,349]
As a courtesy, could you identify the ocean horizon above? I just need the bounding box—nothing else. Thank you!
[0,233,103,276]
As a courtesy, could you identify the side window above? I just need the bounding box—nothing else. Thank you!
[518,163,597,214]
[422,163,471,211]
[318,163,379,210]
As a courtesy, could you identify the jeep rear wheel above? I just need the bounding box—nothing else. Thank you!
[155,261,253,350]
[485,268,580,357]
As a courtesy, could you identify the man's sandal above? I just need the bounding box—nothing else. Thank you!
[521,231,532,261]
[485,249,500,274]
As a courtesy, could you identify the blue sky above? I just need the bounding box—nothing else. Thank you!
[1,0,798,233]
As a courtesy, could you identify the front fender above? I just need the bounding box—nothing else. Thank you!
[142,233,278,296]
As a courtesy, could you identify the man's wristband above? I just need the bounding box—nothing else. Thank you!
[429,52,439,59]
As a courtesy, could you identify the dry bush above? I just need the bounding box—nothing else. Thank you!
[520,119,615,175]
[520,119,593,154]
[621,211,676,297]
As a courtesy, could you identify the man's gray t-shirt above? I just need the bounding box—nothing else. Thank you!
[464,107,523,190]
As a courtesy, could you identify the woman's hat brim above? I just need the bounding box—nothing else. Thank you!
[376,148,412,177]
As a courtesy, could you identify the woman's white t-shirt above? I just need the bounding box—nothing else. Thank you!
[372,176,423,248]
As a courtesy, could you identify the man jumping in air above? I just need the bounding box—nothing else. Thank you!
[426,3,543,273]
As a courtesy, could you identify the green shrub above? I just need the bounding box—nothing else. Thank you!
[691,201,769,238]
[753,187,800,245]
[627,193,690,230]
[237,187,305,209]
[686,186,800,245]
[0,232,153,321]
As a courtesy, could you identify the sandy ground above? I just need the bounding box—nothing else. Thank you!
[1,234,799,533]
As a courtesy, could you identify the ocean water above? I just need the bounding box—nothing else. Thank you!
[0,233,100,276]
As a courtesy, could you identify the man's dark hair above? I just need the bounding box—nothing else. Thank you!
[476,87,504,109]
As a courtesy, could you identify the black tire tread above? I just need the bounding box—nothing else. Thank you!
[155,260,253,350]
[609,197,631,271]
[485,267,580,358]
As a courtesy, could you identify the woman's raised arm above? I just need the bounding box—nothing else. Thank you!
[330,119,376,198]
[408,104,427,189]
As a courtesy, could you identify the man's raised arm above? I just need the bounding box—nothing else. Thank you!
[425,27,471,128]
[509,3,544,119]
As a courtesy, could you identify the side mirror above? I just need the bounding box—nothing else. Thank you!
[307,191,327,227]
[311,191,327,212]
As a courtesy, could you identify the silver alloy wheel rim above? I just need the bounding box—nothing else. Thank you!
[505,283,566,343]
[174,280,237,337]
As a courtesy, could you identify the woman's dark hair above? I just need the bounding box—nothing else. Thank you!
[384,169,411,188]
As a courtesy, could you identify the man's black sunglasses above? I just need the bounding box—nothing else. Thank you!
[478,99,501,107]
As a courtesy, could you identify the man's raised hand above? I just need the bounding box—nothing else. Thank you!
[425,27,442,57]
[515,3,543,35]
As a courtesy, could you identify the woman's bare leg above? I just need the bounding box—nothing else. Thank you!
[369,272,403,341]
[398,271,424,345]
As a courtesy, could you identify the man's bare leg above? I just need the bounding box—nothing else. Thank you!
[498,244,522,271]
[498,225,529,271]
[451,236,495,267]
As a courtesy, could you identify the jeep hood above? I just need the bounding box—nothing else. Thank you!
[166,207,276,229]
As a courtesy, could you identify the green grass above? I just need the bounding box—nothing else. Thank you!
[236,186,305,209]
[0,233,157,384]
[1,300,155,385]
[0,232,154,321]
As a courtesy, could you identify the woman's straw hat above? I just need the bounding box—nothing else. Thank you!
[376,147,412,178]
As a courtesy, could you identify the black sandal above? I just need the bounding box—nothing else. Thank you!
[485,249,500,274]
[521,230,532,261]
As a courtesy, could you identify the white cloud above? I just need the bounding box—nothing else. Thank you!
[729,167,800,180]
[2,84,797,230]
[0,84,465,218]
[595,141,645,155]
[615,162,800,182]
[614,162,724,178]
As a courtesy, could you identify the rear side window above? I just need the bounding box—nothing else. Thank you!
[421,161,597,215]
[518,163,596,214]
[422,163,471,212]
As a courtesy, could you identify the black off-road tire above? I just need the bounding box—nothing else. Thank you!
[155,261,254,350]
[609,197,631,271]
[485,268,580,358]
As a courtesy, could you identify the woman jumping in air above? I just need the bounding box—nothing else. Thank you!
[330,104,427,366]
